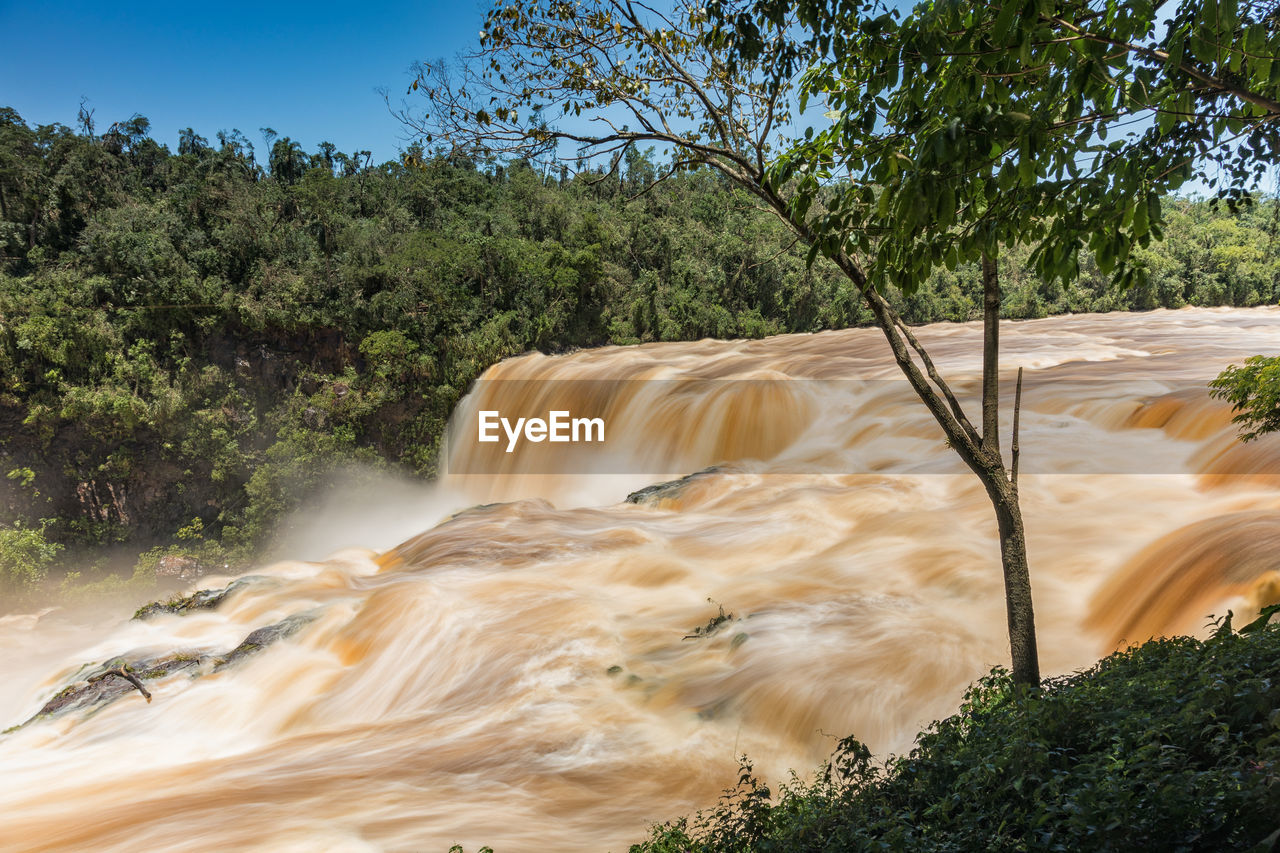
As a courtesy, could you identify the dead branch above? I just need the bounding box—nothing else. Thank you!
[104,667,153,703]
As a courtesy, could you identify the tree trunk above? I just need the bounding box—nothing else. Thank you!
[983,473,1040,686]
[763,189,1043,687]
[976,252,1038,685]
[981,253,1000,457]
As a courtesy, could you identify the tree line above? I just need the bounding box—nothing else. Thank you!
[0,104,1277,603]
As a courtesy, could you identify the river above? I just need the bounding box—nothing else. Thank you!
[2,307,1279,851]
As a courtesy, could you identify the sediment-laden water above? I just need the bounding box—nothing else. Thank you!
[3,307,1279,851]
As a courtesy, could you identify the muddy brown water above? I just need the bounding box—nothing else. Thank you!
[3,307,1280,851]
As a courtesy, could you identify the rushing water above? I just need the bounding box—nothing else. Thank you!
[3,307,1280,852]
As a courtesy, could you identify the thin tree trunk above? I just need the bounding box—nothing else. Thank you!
[981,253,1000,458]
[759,186,1043,687]
[868,260,1039,687]
[983,474,1039,686]
[856,246,1039,685]
[1012,367,1023,487]
[977,255,1037,685]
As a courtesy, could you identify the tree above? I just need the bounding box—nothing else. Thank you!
[737,0,1278,683]
[315,140,338,175]
[405,0,1280,686]
[0,520,62,595]
[269,136,309,184]
[178,127,210,158]
[1211,354,1280,439]
[403,0,1048,681]
[785,0,1280,469]
[216,128,257,168]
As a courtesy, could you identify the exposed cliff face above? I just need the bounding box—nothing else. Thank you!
[3,403,167,537]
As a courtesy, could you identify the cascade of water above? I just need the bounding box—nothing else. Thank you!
[2,307,1279,852]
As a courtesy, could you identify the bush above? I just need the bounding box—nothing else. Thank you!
[0,521,63,595]
[633,608,1280,852]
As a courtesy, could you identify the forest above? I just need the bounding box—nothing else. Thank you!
[1,105,1279,603]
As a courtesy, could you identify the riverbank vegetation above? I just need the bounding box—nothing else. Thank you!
[631,608,1280,852]
[1,106,1278,604]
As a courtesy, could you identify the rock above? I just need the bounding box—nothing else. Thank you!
[31,652,207,720]
[10,608,320,731]
[214,612,318,670]
[156,554,204,580]
[626,467,720,506]
[132,577,259,620]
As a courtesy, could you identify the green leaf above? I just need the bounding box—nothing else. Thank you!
[1220,0,1238,32]
[1132,196,1148,238]
[1165,30,1186,73]
[937,184,955,228]
[1239,604,1280,634]
[1255,56,1272,86]
[794,192,813,222]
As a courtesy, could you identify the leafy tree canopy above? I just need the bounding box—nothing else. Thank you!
[711,0,1280,295]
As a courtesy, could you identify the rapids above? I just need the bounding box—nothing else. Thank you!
[3,307,1280,851]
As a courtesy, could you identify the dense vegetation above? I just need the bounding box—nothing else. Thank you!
[632,608,1280,852]
[1,106,1278,603]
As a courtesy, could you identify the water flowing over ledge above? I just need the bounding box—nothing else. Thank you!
[3,307,1280,852]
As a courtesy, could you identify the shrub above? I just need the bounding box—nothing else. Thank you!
[0,521,63,596]
[633,608,1280,852]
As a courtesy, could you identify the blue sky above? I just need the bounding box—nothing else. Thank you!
[0,0,490,164]
[0,2,1265,196]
